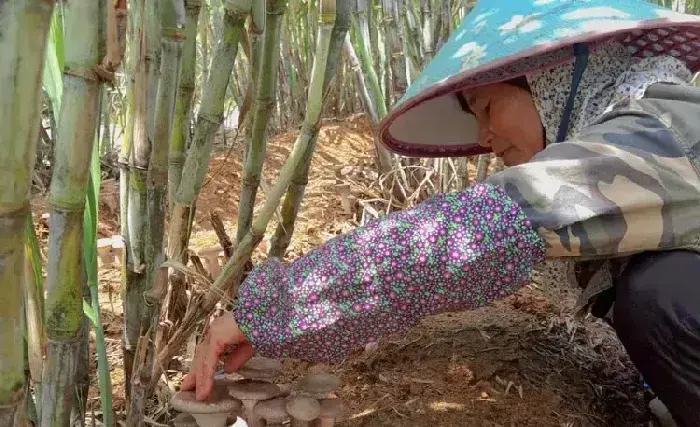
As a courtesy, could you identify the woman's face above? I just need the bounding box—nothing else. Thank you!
[464,82,545,166]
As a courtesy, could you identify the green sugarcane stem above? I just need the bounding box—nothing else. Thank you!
[419,0,434,63]
[24,214,45,414]
[351,18,387,118]
[169,0,202,206]
[349,16,393,173]
[126,0,186,423]
[152,0,337,381]
[168,5,246,302]
[145,0,162,145]
[172,6,246,208]
[40,0,102,424]
[343,34,378,123]
[268,0,348,258]
[89,286,114,426]
[236,0,288,244]
[123,0,154,396]
[0,0,54,416]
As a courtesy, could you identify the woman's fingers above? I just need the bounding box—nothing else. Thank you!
[178,314,251,400]
[223,342,255,373]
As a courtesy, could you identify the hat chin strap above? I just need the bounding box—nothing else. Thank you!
[555,43,590,143]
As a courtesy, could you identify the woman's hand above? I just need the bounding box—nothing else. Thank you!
[180,314,254,400]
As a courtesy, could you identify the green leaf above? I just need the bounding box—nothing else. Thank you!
[43,5,65,113]
[24,215,45,318]
[82,300,98,326]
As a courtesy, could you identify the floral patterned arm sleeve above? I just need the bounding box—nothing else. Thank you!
[232,183,546,363]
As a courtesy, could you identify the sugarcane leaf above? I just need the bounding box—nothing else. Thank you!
[82,300,98,326]
[43,5,65,113]
[24,214,45,317]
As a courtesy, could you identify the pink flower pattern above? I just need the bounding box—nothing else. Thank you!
[233,184,546,363]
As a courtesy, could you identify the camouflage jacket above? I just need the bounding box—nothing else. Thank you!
[232,83,700,363]
[487,82,700,317]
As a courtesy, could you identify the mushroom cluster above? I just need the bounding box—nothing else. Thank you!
[171,358,344,427]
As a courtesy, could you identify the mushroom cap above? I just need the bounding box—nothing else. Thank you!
[227,380,281,401]
[318,398,344,418]
[171,387,242,414]
[213,372,244,387]
[172,413,198,427]
[285,396,322,422]
[236,357,282,380]
[253,397,290,424]
[297,373,340,395]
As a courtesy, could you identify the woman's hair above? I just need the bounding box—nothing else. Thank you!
[455,76,531,115]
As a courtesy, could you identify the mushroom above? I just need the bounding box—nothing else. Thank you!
[236,357,283,382]
[172,413,198,427]
[285,396,321,427]
[276,383,293,398]
[310,399,344,427]
[253,397,289,426]
[198,246,223,278]
[111,234,125,266]
[171,386,242,427]
[296,373,340,399]
[97,237,114,268]
[227,380,281,427]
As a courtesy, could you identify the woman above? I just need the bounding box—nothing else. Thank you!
[183,0,700,425]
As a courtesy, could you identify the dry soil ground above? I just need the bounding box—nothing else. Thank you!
[32,115,647,427]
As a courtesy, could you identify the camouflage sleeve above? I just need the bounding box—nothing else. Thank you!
[486,109,700,260]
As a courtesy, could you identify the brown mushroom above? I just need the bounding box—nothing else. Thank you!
[171,386,242,427]
[276,383,293,398]
[235,357,282,382]
[285,396,321,427]
[227,380,281,427]
[310,399,344,427]
[253,397,289,426]
[297,373,340,399]
[97,237,114,268]
[198,246,223,278]
[111,235,125,266]
[172,413,198,427]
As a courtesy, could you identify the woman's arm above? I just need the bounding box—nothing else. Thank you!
[233,183,546,363]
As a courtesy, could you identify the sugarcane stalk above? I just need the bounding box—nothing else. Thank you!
[420,0,434,63]
[343,35,378,123]
[353,0,383,113]
[169,0,202,207]
[164,0,201,361]
[236,0,288,243]
[146,0,162,142]
[268,0,349,257]
[168,0,248,276]
[126,1,186,424]
[24,215,45,420]
[152,0,337,384]
[383,0,407,103]
[350,12,393,173]
[123,0,154,401]
[476,154,491,182]
[40,0,102,424]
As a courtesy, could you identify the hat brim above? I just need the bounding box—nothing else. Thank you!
[378,0,700,158]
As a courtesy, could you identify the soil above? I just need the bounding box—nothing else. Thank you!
[30,115,647,427]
